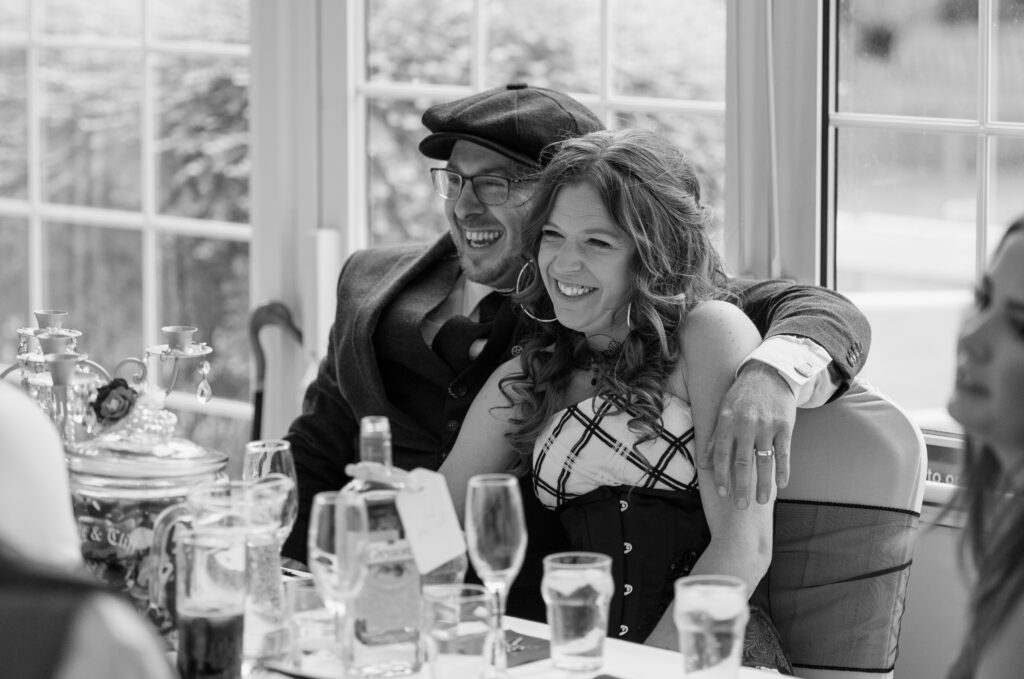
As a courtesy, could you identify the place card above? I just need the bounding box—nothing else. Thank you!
[395,468,466,574]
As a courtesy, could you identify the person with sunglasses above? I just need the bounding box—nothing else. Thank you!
[281,84,871,621]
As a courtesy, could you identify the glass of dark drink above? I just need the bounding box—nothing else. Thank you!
[175,528,247,679]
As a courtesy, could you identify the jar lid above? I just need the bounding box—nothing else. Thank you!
[67,400,227,480]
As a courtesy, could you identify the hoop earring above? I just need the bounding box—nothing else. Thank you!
[626,302,634,331]
[515,260,557,323]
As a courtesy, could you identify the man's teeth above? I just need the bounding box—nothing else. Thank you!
[464,229,502,247]
[556,281,595,297]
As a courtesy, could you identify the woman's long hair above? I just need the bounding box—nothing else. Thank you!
[503,128,732,461]
[948,217,1024,678]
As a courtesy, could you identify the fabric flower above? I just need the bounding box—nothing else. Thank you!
[91,378,139,424]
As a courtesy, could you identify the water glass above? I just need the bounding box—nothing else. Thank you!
[242,439,298,544]
[421,584,497,679]
[540,552,614,672]
[673,575,749,678]
[284,577,339,669]
[175,528,247,679]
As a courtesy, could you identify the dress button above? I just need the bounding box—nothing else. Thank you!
[511,344,523,356]
[619,500,629,512]
[445,420,460,433]
[619,625,629,636]
[448,382,467,398]
[623,542,632,554]
[624,584,633,596]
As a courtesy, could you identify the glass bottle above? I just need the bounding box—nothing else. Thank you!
[342,416,422,677]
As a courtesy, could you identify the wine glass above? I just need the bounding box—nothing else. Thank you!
[307,491,370,666]
[464,473,528,678]
[243,439,298,543]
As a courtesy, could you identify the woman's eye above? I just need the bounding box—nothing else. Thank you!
[540,229,562,240]
[587,239,612,249]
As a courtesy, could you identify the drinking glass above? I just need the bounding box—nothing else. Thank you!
[464,473,527,678]
[673,575,750,678]
[307,491,370,670]
[541,552,614,672]
[242,439,298,544]
[421,583,497,679]
[175,527,248,679]
[284,577,337,669]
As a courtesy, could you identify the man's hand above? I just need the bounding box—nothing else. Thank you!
[699,362,797,508]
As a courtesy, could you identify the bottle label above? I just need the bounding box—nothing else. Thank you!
[353,496,421,645]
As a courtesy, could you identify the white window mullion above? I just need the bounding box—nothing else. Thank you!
[976,0,992,273]
[26,0,43,311]
[473,0,487,88]
[141,0,158,348]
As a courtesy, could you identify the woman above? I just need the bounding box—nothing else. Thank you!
[947,217,1024,679]
[440,128,789,668]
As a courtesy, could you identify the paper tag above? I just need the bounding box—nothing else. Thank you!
[395,468,466,575]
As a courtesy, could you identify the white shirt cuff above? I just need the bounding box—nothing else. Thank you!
[740,335,837,408]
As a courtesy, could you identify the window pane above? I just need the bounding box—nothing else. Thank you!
[173,410,251,478]
[148,0,249,44]
[614,0,725,101]
[990,137,1024,250]
[486,0,600,93]
[0,0,27,35]
[994,0,1024,122]
[837,0,978,118]
[836,128,976,292]
[0,216,28,364]
[159,235,250,402]
[40,0,140,38]
[42,48,142,210]
[368,98,448,247]
[612,111,726,229]
[43,221,143,372]
[0,48,27,200]
[836,128,975,423]
[366,0,472,84]
[155,54,250,223]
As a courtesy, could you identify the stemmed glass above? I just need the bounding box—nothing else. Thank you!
[308,491,370,668]
[465,473,528,679]
[243,439,298,544]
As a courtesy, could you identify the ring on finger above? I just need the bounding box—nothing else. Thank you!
[754,448,775,458]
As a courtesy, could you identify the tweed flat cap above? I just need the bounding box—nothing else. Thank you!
[419,83,604,168]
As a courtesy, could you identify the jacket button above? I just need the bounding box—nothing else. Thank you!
[619,500,629,512]
[511,344,523,356]
[448,382,467,398]
[619,625,629,636]
[624,584,633,596]
[445,420,460,433]
[623,542,632,554]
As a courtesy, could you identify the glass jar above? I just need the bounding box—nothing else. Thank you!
[66,398,227,628]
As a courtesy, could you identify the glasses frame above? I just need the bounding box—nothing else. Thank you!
[429,167,527,207]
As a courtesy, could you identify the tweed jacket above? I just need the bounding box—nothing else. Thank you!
[282,233,871,619]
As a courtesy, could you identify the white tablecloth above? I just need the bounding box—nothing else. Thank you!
[506,616,777,679]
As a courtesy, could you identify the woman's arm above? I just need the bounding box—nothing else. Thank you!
[439,357,524,524]
[645,300,771,648]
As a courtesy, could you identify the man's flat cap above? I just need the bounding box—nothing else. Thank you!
[419,83,604,168]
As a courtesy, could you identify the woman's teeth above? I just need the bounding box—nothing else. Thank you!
[556,281,595,297]
[464,229,502,248]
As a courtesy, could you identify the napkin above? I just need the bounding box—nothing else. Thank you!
[505,630,550,668]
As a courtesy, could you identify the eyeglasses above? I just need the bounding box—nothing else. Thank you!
[429,168,526,207]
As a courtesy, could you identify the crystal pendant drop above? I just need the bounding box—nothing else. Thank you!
[196,379,212,403]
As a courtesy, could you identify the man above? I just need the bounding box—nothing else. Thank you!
[281,83,870,620]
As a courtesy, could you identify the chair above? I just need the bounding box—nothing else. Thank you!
[249,301,303,440]
[770,378,927,679]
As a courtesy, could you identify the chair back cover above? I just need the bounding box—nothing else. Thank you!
[771,378,927,679]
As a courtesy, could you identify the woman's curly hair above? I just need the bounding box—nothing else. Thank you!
[502,128,733,463]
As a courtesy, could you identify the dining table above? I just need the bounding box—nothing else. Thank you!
[256,614,782,679]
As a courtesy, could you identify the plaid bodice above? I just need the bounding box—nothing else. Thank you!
[532,394,699,509]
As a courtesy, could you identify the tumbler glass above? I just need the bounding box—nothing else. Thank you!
[540,551,614,672]
[673,575,749,678]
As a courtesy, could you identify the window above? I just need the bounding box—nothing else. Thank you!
[347,0,727,250]
[829,0,1024,483]
[0,0,252,455]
